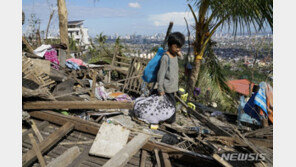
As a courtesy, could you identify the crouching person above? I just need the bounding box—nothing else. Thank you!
[133,32,185,124]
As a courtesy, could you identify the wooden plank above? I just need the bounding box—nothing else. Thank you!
[46,146,81,167]
[114,61,130,67]
[212,154,232,167]
[29,111,100,135]
[161,152,172,167]
[22,36,35,54]
[154,149,162,167]
[28,133,46,167]
[116,55,131,61]
[112,66,128,75]
[22,122,74,167]
[90,71,98,99]
[23,101,134,110]
[28,110,219,166]
[29,119,44,142]
[22,121,49,138]
[102,133,150,167]
[89,122,130,158]
[30,59,51,75]
[140,150,148,167]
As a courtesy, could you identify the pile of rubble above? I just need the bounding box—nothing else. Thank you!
[22,45,273,167]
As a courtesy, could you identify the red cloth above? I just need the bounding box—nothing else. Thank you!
[66,58,85,66]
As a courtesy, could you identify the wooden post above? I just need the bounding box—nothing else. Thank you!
[28,133,46,167]
[161,152,172,167]
[140,150,148,167]
[154,149,162,167]
[57,0,70,58]
[102,133,150,167]
[90,71,98,100]
[58,49,67,68]
[22,122,74,167]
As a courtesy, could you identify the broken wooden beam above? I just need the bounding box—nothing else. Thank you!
[22,36,35,55]
[22,122,74,167]
[102,133,150,167]
[162,152,172,167]
[140,150,148,167]
[29,111,100,135]
[22,121,49,138]
[23,101,134,110]
[28,111,220,166]
[28,133,46,167]
[154,149,162,167]
[29,119,44,142]
[46,146,81,167]
[175,95,231,136]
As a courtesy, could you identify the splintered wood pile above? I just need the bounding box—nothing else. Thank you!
[22,47,273,167]
[22,115,221,167]
[22,119,155,167]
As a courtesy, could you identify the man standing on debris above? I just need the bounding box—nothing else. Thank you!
[157,32,185,123]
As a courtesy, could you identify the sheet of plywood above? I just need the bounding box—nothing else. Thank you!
[30,59,51,75]
[89,122,130,158]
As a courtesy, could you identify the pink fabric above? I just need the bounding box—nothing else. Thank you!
[44,49,59,69]
[66,58,85,66]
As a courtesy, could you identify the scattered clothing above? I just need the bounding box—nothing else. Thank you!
[108,92,132,102]
[95,86,108,101]
[114,94,132,102]
[33,44,52,57]
[243,82,273,125]
[66,60,80,70]
[254,82,268,116]
[44,49,59,70]
[66,58,85,66]
[238,95,261,126]
[243,93,262,123]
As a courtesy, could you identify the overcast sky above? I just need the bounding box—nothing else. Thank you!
[22,0,271,37]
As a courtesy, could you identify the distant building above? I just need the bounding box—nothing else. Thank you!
[68,20,91,50]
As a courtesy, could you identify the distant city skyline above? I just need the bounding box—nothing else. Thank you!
[22,0,272,37]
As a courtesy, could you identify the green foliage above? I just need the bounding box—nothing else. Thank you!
[88,32,112,64]
[188,0,273,34]
[195,43,238,113]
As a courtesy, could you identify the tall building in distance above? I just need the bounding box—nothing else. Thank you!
[68,20,91,50]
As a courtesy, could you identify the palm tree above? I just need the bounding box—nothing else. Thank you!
[186,0,273,98]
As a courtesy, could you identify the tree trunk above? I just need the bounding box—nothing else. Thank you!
[188,55,202,99]
[57,0,70,58]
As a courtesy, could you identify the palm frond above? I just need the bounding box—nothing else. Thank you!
[188,0,273,34]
